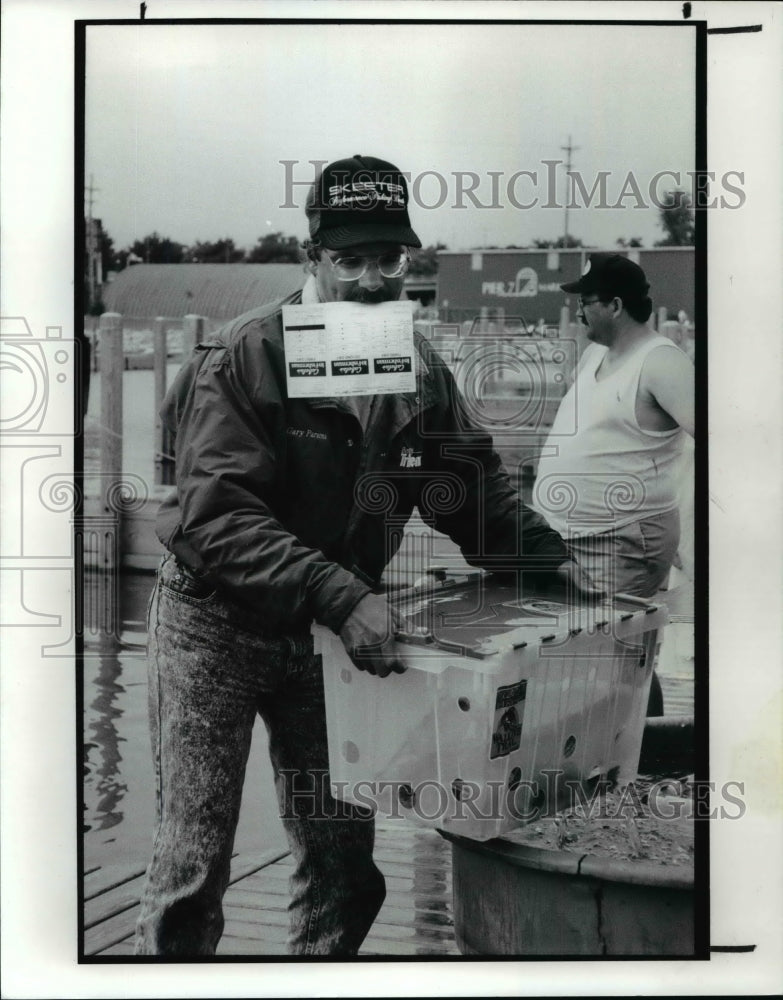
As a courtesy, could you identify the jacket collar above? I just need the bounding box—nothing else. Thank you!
[300,273,320,305]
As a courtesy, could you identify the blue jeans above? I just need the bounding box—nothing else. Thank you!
[134,554,386,956]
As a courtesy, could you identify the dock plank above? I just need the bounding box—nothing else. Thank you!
[84,907,140,956]
[84,876,146,929]
[222,906,289,929]
[227,881,453,923]
[99,939,136,956]
[228,848,291,882]
[84,826,457,957]
[216,935,291,956]
[84,864,147,901]
[362,936,456,957]
[220,919,288,944]
[225,888,290,911]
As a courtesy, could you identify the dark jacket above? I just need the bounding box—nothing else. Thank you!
[156,291,570,633]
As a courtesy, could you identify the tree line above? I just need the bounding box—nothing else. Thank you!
[88,188,694,297]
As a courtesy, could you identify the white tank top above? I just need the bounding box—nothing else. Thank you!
[533,336,686,537]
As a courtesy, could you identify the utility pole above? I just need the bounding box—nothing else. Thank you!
[85,174,102,308]
[561,136,579,248]
[86,174,99,222]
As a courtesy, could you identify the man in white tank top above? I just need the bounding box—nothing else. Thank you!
[533,253,695,602]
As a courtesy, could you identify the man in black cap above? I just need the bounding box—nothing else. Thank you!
[134,155,595,957]
[533,252,695,606]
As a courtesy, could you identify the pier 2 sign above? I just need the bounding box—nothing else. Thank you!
[439,248,695,324]
[482,267,539,298]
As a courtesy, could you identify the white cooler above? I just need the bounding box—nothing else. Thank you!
[315,571,667,841]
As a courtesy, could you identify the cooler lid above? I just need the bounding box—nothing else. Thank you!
[392,571,666,659]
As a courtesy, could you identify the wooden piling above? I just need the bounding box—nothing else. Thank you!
[182,314,205,357]
[660,320,684,346]
[559,305,570,338]
[98,312,124,570]
[153,317,174,485]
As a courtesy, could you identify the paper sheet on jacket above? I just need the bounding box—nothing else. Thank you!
[282,300,416,397]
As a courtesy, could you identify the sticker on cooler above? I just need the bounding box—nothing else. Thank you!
[490,678,527,759]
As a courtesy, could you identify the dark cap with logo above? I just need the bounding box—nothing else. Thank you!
[306,154,422,250]
[560,253,650,301]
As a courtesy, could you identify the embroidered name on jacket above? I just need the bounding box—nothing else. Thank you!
[287,426,327,441]
[399,446,422,468]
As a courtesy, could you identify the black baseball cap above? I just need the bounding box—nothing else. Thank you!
[306,154,422,250]
[560,253,650,300]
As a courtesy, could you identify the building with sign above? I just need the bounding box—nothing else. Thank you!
[436,247,695,327]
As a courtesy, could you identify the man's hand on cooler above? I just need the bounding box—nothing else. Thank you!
[338,593,408,678]
[556,559,606,599]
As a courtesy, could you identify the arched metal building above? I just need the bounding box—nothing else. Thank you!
[103,263,307,322]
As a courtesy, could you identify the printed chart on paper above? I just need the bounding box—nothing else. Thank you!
[282,300,416,397]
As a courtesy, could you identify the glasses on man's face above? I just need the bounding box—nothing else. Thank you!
[578,296,603,309]
[327,250,410,282]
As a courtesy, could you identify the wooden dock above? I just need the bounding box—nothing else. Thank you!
[84,821,460,958]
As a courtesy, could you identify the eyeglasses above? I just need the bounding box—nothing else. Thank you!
[578,296,603,309]
[326,250,410,282]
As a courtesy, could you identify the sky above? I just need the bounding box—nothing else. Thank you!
[85,21,697,254]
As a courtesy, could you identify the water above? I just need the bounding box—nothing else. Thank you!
[82,571,287,875]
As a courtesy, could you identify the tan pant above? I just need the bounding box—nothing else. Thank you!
[566,508,680,599]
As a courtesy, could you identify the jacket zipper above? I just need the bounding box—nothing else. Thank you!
[340,392,428,579]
